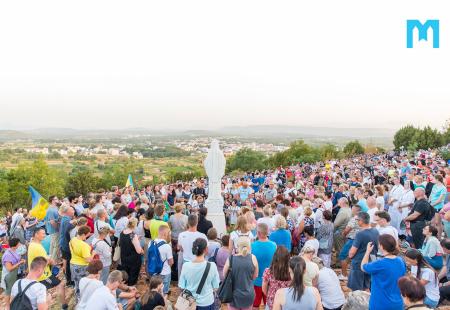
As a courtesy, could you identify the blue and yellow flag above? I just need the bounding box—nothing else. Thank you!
[125,174,134,189]
[29,186,49,220]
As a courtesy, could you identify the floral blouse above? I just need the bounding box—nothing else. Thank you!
[262,268,291,309]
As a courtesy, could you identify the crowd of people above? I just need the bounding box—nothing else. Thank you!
[0,148,450,310]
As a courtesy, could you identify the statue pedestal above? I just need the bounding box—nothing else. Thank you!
[206,212,227,237]
[205,197,227,237]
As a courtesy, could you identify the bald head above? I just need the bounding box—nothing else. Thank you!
[414,187,425,199]
[367,196,377,209]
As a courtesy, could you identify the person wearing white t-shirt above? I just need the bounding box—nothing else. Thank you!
[10,256,50,310]
[405,249,440,308]
[150,225,174,296]
[92,228,113,284]
[375,211,399,241]
[85,270,122,310]
[367,197,379,227]
[93,209,114,245]
[256,206,275,233]
[178,214,208,263]
[303,225,319,256]
[323,193,333,212]
[313,257,345,310]
[77,260,104,310]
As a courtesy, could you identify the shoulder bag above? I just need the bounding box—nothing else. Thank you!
[218,255,233,303]
[175,262,211,310]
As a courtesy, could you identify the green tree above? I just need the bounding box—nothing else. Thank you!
[343,140,365,156]
[443,119,450,144]
[5,157,65,209]
[411,126,443,150]
[226,148,266,173]
[267,140,322,167]
[100,161,145,190]
[320,144,341,160]
[0,180,10,210]
[393,125,420,150]
[65,170,102,196]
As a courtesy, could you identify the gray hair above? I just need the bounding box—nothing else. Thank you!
[357,211,370,225]
[97,208,106,218]
[107,270,123,284]
[339,197,349,206]
[342,290,370,310]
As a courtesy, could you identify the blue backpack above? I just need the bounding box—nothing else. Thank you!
[147,240,166,275]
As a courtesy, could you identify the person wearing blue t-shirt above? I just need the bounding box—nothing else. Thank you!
[251,176,260,193]
[251,223,277,308]
[44,195,61,261]
[238,183,253,202]
[269,217,291,252]
[356,198,368,213]
[348,212,379,291]
[430,174,446,211]
[362,234,406,310]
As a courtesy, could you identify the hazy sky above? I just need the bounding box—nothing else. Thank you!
[0,0,449,130]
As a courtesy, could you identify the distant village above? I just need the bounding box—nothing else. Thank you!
[11,137,288,159]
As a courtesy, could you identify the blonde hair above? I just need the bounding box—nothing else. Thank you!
[304,207,313,217]
[275,216,287,229]
[302,200,312,208]
[301,245,315,255]
[263,205,272,217]
[88,198,96,209]
[77,217,88,226]
[237,236,251,256]
[127,217,138,229]
[236,216,249,233]
[174,203,184,213]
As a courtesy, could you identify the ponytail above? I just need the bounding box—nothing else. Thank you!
[289,256,306,302]
[192,238,207,257]
[237,236,251,256]
[405,248,435,281]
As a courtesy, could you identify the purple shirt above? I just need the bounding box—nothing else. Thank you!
[215,247,230,281]
[2,248,20,266]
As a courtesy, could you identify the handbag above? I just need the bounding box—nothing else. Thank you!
[175,262,211,310]
[218,255,233,303]
[319,238,328,250]
[113,235,121,263]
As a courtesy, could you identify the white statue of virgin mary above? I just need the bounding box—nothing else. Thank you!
[204,139,225,203]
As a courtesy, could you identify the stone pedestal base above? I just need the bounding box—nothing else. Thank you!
[206,212,227,237]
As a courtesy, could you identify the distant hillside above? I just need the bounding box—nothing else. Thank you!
[0,130,31,141]
[0,126,395,147]
[219,125,395,138]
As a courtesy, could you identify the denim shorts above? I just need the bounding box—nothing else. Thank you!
[162,273,171,294]
[338,239,353,261]
[424,296,439,308]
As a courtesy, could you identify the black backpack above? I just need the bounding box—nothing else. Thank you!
[425,202,436,222]
[208,247,219,263]
[10,280,37,310]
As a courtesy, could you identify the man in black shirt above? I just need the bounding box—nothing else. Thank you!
[197,207,213,235]
[193,181,206,198]
[404,187,430,249]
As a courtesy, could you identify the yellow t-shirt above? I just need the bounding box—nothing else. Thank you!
[150,219,169,240]
[28,242,51,281]
[69,237,91,266]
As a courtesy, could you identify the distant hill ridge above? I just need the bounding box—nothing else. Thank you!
[0,125,395,141]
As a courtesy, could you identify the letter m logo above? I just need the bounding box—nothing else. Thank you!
[407,20,439,48]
